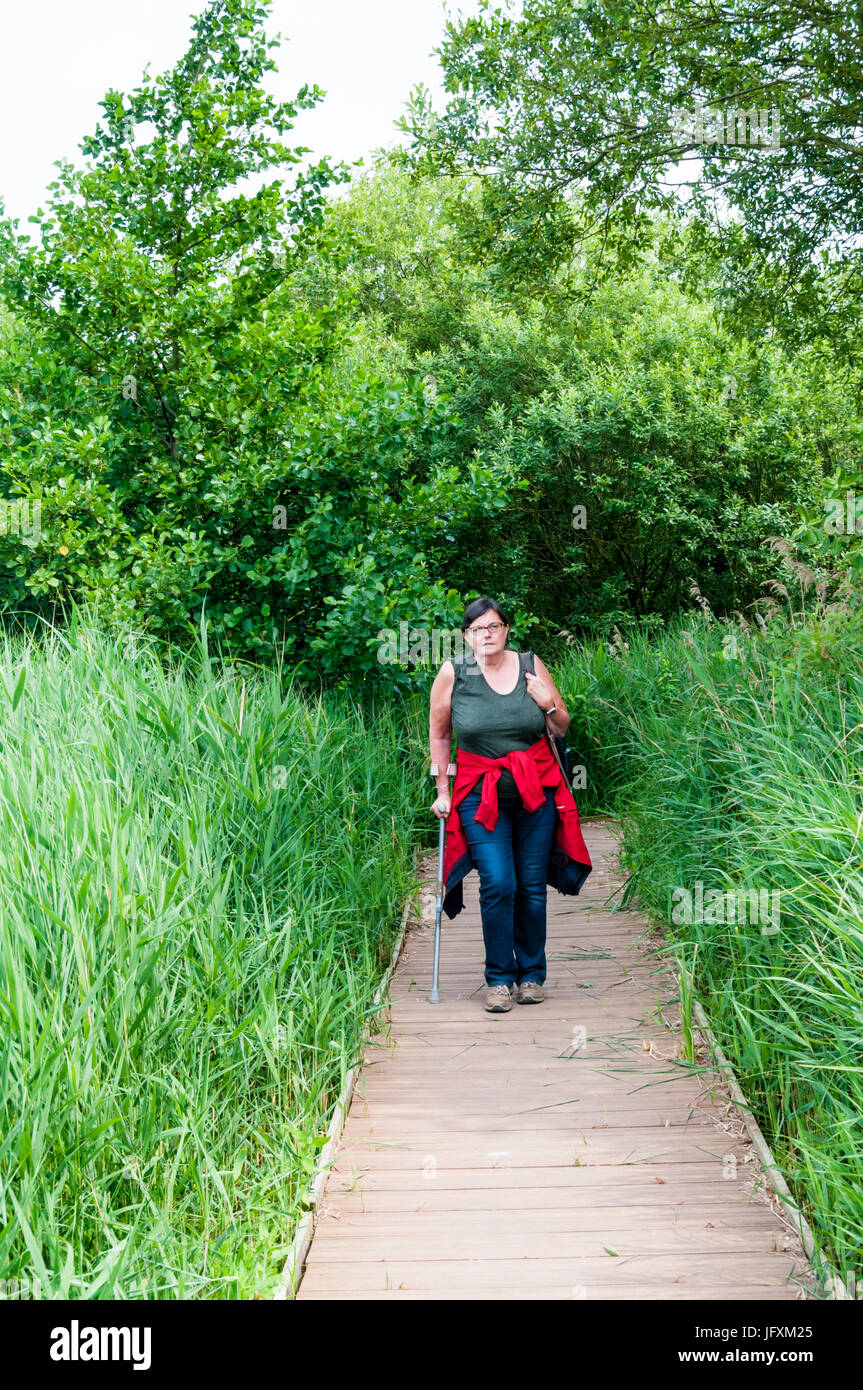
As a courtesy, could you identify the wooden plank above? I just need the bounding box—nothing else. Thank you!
[302,1228,791,1260]
[309,1208,783,1236]
[314,1189,780,1214]
[326,1135,760,1168]
[350,1086,737,1102]
[334,1111,749,1134]
[296,1252,810,1294]
[296,1286,802,1301]
[322,1167,773,1192]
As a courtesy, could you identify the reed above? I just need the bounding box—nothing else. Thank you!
[0,608,422,1298]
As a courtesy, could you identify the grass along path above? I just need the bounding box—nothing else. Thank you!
[552,611,863,1290]
[0,613,422,1298]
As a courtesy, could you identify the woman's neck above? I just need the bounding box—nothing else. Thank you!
[476,645,509,671]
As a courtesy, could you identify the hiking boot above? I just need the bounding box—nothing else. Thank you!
[516,980,545,1004]
[485,983,516,1012]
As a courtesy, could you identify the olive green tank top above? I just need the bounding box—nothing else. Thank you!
[450,648,547,801]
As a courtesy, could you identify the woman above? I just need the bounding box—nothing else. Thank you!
[429,596,592,1012]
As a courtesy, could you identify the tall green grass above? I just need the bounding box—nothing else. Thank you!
[0,610,423,1298]
[556,611,863,1288]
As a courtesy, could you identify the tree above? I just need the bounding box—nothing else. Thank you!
[0,1,521,679]
[298,165,860,649]
[393,0,863,348]
[0,0,350,647]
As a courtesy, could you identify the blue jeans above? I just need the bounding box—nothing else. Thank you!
[458,785,557,988]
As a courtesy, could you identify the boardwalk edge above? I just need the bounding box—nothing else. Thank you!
[682,969,853,1301]
[614,814,854,1302]
[271,849,423,1301]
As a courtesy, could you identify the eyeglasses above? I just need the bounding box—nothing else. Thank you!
[466,621,506,635]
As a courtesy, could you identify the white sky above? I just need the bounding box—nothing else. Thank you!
[0,0,483,225]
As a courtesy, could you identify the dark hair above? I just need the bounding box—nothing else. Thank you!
[461,595,509,632]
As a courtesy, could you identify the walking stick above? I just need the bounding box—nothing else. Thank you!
[430,813,446,1003]
[429,761,455,1003]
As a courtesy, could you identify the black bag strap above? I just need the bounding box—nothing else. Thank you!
[520,649,573,789]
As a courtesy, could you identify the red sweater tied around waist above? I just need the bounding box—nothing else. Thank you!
[441,736,592,920]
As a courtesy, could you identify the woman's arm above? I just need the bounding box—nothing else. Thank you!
[429,661,455,814]
[525,655,571,738]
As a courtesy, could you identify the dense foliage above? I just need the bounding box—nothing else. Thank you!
[1,2,860,684]
[0,1,508,679]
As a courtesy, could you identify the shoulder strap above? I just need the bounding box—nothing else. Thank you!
[518,650,536,676]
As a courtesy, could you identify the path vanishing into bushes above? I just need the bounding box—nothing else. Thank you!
[294,819,818,1300]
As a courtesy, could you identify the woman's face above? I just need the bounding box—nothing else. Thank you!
[464,610,508,662]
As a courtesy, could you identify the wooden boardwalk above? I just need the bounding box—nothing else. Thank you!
[295,818,816,1300]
